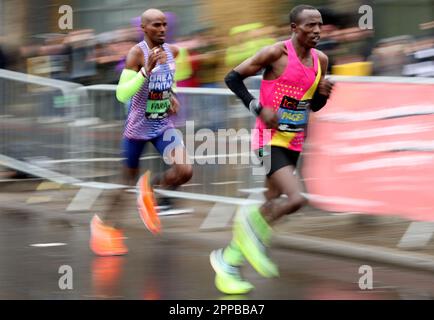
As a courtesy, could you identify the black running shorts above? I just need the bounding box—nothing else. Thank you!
[257,146,300,178]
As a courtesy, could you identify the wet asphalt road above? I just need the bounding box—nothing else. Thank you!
[1,203,434,300]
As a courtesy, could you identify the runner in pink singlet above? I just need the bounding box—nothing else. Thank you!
[253,38,322,153]
[210,5,334,295]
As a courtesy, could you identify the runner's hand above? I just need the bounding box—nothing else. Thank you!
[259,108,279,129]
[169,95,180,115]
[146,46,167,74]
[317,78,334,97]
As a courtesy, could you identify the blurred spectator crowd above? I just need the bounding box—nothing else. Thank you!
[0,10,433,86]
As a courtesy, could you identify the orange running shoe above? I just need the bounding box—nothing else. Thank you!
[89,215,128,256]
[137,171,161,234]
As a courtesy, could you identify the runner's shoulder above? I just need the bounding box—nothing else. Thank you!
[314,48,329,64]
[125,44,144,68]
[129,44,144,57]
[260,41,286,62]
[166,44,180,58]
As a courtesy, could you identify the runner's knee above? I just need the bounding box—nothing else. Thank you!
[175,164,193,184]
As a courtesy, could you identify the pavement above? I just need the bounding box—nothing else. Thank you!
[2,169,434,275]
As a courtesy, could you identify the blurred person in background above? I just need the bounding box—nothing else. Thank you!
[210,4,334,295]
[402,22,434,77]
[94,28,139,84]
[369,35,413,76]
[190,29,226,130]
[0,43,7,69]
[224,22,276,71]
[63,29,97,85]
[90,8,192,257]
[38,34,70,81]
[192,28,223,88]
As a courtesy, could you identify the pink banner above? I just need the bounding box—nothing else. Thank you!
[303,81,434,221]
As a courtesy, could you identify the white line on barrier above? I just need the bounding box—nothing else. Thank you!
[159,208,195,216]
[74,182,126,190]
[0,154,81,185]
[317,104,434,122]
[90,123,123,129]
[0,69,82,95]
[301,193,384,207]
[80,84,259,96]
[34,152,252,165]
[249,74,434,85]
[238,188,267,194]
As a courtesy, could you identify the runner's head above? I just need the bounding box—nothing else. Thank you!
[141,9,167,46]
[289,5,323,49]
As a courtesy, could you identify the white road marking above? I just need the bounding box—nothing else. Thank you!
[200,203,237,230]
[180,183,203,187]
[26,196,52,204]
[67,187,103,211]
[398,222,434,249]
[30,243,67,247]
[210,181,243,186]
[200,189,266,230]
[238,188,267,194]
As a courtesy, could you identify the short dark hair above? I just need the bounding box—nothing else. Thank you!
[289,4,317,24]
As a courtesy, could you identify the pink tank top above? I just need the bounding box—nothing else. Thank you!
[252,39,322,152]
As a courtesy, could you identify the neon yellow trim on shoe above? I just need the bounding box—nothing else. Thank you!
[210,249,254,295]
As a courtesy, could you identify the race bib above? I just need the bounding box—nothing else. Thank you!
[145,98,170,120]
[277,96,309,132]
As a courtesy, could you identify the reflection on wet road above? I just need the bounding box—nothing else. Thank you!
[0,208,433,300]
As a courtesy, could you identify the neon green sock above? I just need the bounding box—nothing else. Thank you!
[223,241,245,266]
[248,206,272,244]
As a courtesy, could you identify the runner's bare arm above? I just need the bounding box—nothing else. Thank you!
[311,50,333,112]
[225,44,284,107]
[167,44,180,114]
[168,44,180,59]
[125,45,144,71]
[317,50,329,85]
[225,44,282,128]
[234,44,284,78]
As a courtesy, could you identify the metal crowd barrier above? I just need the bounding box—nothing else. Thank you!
[71,85,259,195]
[0,69,87,178]
[0,69,260,195]
[4,68,433,206]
